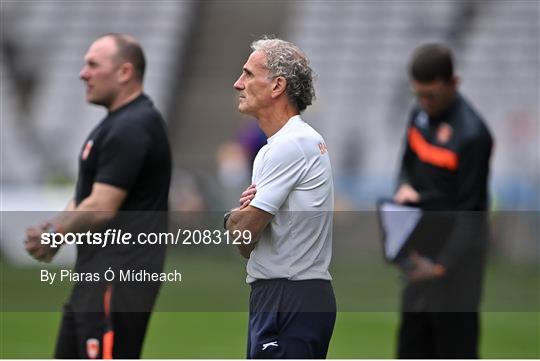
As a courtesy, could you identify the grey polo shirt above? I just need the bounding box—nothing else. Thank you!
[247,115,334,283]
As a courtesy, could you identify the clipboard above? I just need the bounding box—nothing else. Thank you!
[376,198,422,263]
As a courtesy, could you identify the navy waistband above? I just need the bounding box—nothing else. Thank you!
[250,278,331,289]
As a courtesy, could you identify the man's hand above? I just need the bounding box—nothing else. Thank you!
[238,184,257,209]
[404,251,446,282]
[394,184,420,204]
[24,223,58,263]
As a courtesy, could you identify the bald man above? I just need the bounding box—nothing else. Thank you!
[25,33,172,358]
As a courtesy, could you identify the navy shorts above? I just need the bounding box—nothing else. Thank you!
[247,279,336,359]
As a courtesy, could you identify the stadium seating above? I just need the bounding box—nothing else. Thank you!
[1,1,196,180]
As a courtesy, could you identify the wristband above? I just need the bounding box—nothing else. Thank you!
[223,211,232,229]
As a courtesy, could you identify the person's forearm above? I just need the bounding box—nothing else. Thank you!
[227,209,264,259]
[50,197,117,234]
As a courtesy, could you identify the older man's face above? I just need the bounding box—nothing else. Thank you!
[79,36,122,109]
[233,51,274,117]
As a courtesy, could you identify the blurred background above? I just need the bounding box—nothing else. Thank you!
[1,0,539,358]
[2,0,539,211]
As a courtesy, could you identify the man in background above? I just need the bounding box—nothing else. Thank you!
[394,43,493,358]
[226,37,336,358]
[24,33,172,358]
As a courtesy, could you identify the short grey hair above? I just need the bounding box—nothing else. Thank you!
[251,36,315,112]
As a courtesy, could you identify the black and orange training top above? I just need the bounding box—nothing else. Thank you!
[397,92,493,272]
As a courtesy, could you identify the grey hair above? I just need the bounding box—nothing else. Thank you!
[251,36,315,112]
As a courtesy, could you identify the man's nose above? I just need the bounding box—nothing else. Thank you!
[233,76,244,90]
[79,66,89,80]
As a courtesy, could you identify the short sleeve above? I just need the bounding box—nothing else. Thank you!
[250,139,306,215]
[95,123,151,190]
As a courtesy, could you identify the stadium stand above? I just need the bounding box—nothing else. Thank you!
[285,0,539,209]
[1,1,196,182]
[1,0,538,210]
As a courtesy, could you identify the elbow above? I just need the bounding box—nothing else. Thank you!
[238,246,250,259]
[78,199,118,227]
[237,242,255,259]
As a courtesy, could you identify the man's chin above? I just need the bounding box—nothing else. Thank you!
[237,105,248,114]
[87,96,107,107]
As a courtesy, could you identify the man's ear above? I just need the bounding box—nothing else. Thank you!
[118,62,135,84]
[271,76,287,98]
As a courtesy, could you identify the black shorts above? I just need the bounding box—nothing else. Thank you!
[55,282,159,359]
[247,278,336,359]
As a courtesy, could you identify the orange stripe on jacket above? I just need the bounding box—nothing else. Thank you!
[103,285,114,359]
[408,127,458,171]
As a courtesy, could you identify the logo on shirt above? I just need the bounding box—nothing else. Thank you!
[86,338,99,359]
[262,341,279,350]
[436,123,453,144]
[318,142,328,154]
[81,140,94,161]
